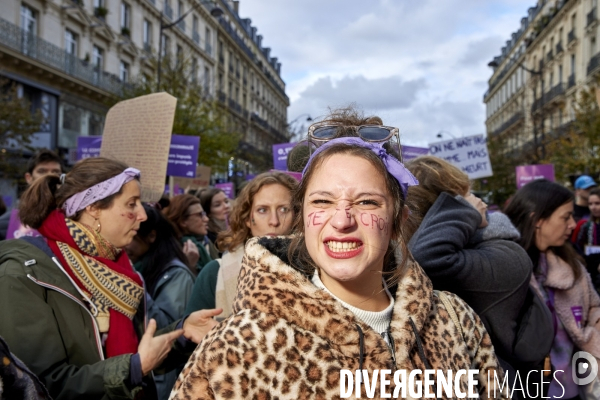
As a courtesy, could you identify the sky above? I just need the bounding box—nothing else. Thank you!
[238,0,534,147]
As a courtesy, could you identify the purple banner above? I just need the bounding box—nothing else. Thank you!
[402,145,429,161]
[516,164,555,189]
[215,182,235,199]
[272,143,295,171]
[6,209,41,239]
[77,136,102,160]
[167,135,200,178]
[2,196,13,210]
[270,169,302,181]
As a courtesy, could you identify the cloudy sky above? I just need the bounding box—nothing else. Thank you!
[239,0,533,147]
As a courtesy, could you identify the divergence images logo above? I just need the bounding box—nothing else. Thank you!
[572,351,598,386]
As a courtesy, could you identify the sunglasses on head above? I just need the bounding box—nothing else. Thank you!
[307,123,402,161]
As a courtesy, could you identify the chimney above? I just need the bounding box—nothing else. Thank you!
[233,1,239,14]
[257,34,262,48]
[276,62,281,75]
[263,47,271,59]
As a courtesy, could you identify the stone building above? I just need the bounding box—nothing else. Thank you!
[485,0,598,162]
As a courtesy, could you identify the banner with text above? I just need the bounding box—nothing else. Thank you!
[167,135,200,178]
[515,164,555,189]
[272,143,295,171]
[428,134,493,179]
[77,136,102,160]
[6,209,40,240]
[402,145,429,161]
[215,182,235,199]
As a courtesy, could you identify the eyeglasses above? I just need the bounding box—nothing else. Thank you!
[307,123,402,161]
[186,211,207,219]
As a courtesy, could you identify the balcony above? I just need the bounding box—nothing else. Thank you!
[492,112,524,136]
[217,90,226,103]
[0,17,124,95]
[193,30,200,45]
[531,83,566,112]
[588,7,597,27]
[228,98,242,114]
[251,112,269,130]
[568,73,576,88]
[568,29,576,44]
[556,42,564,54]
[587,52,600,75]
[164,3,173,20]
[546,50,553,63]
[177,19,185,32]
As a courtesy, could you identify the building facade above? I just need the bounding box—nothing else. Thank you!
[485,0,598,163]
[0,0,288,185]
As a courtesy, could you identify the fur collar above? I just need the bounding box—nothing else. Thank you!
[543,251,577,290]
[237,236,434,367]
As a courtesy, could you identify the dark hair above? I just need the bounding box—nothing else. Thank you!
[136,204,189,295]
[20,157,131,228]
[504,179,581,279]
[163,194,201,238]
[216,172,298,252]
[589,187,600,199]
[27,149,63,175]
[198,188,227,234]
[404,156,471,239]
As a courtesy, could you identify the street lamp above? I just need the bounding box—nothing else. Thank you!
[287,114,313,142]
[156,0,223,92]
[488,58,544,162]
[436,130,456,139]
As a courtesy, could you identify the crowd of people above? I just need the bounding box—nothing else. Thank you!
[0,107,600,399]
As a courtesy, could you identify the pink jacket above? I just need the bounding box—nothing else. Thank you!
[530,251,600,358]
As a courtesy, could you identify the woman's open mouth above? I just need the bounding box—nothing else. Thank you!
[323,238,364,259]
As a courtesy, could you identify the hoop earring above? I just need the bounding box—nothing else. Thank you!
[95,219,101,234]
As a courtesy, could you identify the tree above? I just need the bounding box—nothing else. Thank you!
[0,79,44,177]
[118,55,240,173]
[543,85,600,182]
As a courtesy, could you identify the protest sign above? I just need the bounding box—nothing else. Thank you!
[272,143,295,170]
[402,145,428,161]
[215,182,235,199]
[100,93,177,202]
[270,169,302,181]
[6,209,40,239]
[515,164,555,189]
[167,135,200,178]
[2,196,13,209]
[172,165,212,192]
[428,134,493,179]
[77,136,102,160]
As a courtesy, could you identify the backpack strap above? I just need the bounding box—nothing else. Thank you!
[434,290,464,340]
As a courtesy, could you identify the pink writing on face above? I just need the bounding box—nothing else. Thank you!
[360,212,388,234]
[306,211,325,227]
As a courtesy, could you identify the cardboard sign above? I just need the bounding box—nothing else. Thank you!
[167,135,200,178]
[428,135,493,179]
[172,165,212,192]
[6,209,40,239]
[272,143,295,171]
[401,145,429,161]
[215,182,235,199]
[77,136,102,160]
[100,93,177,202]
[515,164,555,189]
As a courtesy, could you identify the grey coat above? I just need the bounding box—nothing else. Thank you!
[408,193,533,363]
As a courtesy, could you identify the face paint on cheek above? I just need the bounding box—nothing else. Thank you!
[361,213,389,233]
[306,211,325,227]
[121,212,135,220]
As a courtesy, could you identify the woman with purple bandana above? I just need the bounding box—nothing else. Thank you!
[0,157,221,400]
[170,109,507,399]
[506,179,600,399]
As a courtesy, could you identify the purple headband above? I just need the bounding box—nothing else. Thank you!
[62,167,141,217]
[301,137,418,197]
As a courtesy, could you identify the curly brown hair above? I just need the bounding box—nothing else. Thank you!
[163,194,201,238]
[216,172,298,252]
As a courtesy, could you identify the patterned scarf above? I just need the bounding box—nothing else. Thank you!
[38,210,143,357]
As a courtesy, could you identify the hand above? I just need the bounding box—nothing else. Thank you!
[138,319,183,375]
[183,239,200,270]
[464,193,489,228]
[183,308,223,343]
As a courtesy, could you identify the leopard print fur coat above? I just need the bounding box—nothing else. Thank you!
[170,237,508,399]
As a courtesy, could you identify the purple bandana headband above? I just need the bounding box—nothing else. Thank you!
[301,137,419,197]
[62,167,141,217]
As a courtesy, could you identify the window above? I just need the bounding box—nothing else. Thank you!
[192,16,199,44]
[191,57,197,82]
[20,4,36,35]
[178,0,183,17]
[204,67,210,92]
[592,37,597,57]
[65,29,78,55]
[143,19,152,48]
[93,0,104,7]
[121,2,130,29]
[571,54,576,75]
[176,45,183,64]
[120,61,129,82]
[161,34,169,57]
[92,45,104,69]
[218,73,223,90]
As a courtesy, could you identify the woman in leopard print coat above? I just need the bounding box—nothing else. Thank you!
[170,113,508,399]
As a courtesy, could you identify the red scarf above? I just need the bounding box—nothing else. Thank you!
[39,210,143,357]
